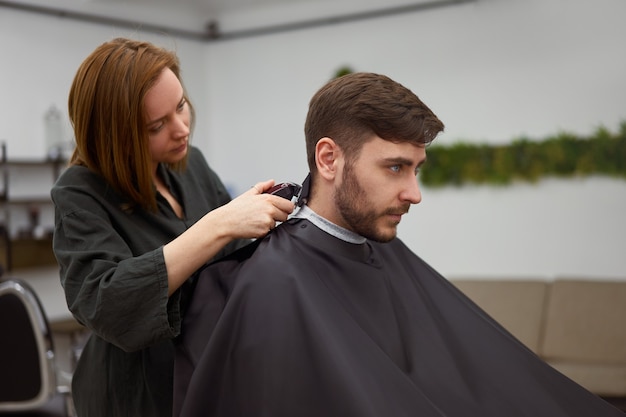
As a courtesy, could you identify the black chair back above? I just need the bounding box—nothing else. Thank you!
[0,279,56,411]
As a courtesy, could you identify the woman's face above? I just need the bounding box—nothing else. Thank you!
[144,68,191,168]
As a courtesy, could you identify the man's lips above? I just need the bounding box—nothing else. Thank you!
[385,206,410,223]
[387,211,408,223]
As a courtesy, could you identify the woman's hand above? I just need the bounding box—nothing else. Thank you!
[163,179,295,295]
[216,179,296,239]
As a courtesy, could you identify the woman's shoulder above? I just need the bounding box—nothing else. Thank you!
[53,164,103,189]
[51,164,121,209]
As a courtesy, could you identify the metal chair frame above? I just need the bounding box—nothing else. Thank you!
[0,278,74,415]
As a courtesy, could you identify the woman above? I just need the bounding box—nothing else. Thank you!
[51,37,294,416]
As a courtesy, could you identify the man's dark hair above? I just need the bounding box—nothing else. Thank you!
[304,72,444,173]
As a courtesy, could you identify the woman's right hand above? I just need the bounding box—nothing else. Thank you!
[163,179,296,295]
[215,179,296,239]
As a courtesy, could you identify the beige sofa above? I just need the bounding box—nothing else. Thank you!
[451,278,626,398]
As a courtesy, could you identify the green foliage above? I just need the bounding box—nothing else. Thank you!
[421,122,626,187]
[333,66,354,78]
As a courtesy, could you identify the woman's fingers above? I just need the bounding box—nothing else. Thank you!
[221,185,295,239]
[248,179,276,195]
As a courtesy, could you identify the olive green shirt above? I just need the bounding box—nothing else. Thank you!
[51,147,245,417]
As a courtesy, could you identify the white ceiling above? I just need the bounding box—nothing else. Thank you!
[1,0,464,39]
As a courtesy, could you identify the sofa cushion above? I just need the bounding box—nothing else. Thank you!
[540,279,626,396]
[451,279,549,353]
[541,279,626,364]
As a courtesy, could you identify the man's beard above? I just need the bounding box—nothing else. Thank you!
[334,163,409,243]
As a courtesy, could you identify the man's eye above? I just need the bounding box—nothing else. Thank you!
[390,165,401,173]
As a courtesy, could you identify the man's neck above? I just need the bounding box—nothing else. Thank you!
[294,205,366,244]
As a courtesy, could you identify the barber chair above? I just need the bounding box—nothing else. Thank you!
[0,278,74,416]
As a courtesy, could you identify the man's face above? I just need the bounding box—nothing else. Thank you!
[334,136,426,242]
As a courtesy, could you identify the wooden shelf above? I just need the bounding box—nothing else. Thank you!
[2,158,65,166]
[1,197,53,205]
[0,147,64,271]
[0,238,56,270]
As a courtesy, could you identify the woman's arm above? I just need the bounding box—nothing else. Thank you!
[163,179,294,296]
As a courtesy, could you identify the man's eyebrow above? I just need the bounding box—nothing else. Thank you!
[382,156,427,167]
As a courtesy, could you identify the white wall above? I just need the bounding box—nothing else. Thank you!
[0,9,208,160]
[203,0,626,280]
[1,0,625,280]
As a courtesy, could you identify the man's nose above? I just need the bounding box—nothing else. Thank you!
[401,177,422,205]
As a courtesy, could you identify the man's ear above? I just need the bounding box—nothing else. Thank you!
[315,137,341,181]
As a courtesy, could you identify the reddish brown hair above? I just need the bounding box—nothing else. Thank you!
[68,37,195,211]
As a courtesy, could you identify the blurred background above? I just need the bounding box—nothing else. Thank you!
[1,1,625,414]
[0,0,624,279]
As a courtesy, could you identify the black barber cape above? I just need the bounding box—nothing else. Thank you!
[174,218,622,416]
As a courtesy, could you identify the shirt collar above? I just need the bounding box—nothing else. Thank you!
[293,205,367,244]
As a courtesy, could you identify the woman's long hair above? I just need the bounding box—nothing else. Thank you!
[68,37,195,211]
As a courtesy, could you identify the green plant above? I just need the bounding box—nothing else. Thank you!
[420,122,626,187]
[333,66,354,78]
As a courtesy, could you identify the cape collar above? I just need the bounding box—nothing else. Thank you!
[293,205,366,244]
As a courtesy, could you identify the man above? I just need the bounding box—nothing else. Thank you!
[174,73,622,416]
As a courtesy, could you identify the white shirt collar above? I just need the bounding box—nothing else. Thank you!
[293,205,367,244]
